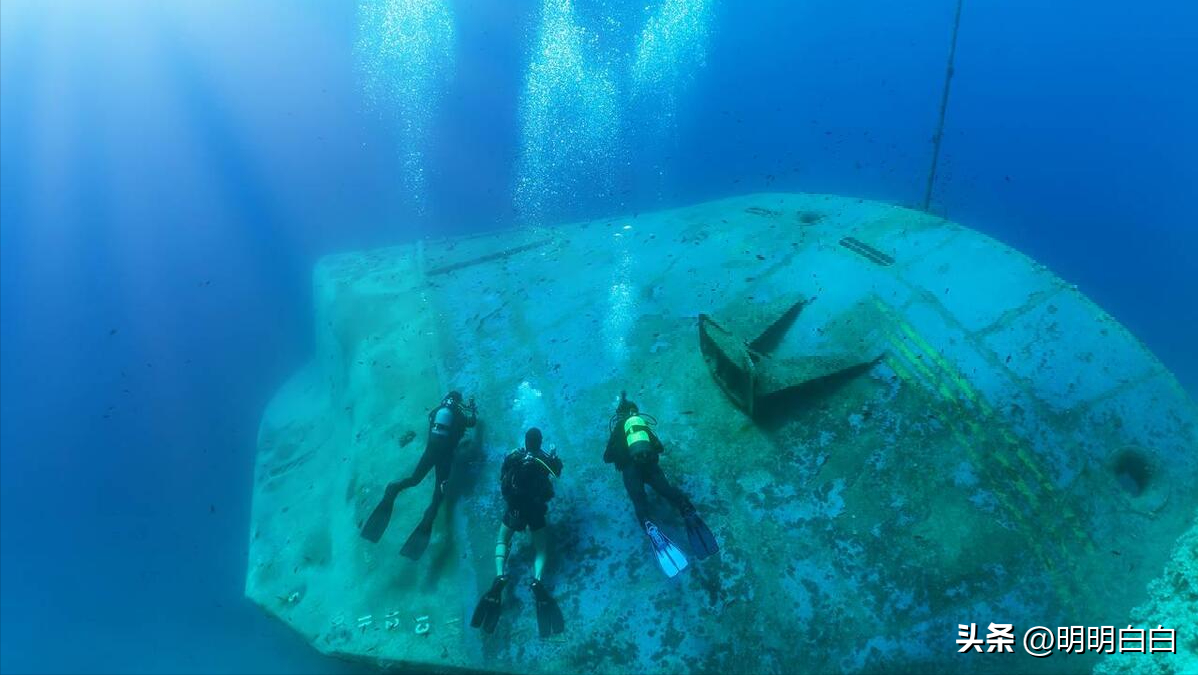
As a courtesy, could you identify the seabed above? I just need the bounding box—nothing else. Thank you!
[246,193,1196,674]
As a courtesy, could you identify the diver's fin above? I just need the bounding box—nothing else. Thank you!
[469,575,508,634]
[360,483,400,543]
[644,520,689,578]
[684,511,720,560]
[531,580,565,638]
[399,523,432,561]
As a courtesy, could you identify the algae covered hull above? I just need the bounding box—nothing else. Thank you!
[246,193,1197,674]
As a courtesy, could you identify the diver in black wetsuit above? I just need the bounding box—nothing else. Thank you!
[605,391,719,577]
[359,390,477,560]
[471,427,565,637]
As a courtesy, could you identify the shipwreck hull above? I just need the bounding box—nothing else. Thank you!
[247,193,1197,674]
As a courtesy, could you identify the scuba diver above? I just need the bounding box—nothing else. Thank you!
[360,390,477,560]
[471,427,565,638]
[605,391,718,578]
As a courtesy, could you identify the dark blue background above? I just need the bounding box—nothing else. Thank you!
[1,0,1194,672]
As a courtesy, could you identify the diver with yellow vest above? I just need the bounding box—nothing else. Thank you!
[604,391,719,577]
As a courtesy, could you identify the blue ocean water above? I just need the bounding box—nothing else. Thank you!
[0,0,1194,673]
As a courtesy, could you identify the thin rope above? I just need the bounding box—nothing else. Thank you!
[923,0,964,213]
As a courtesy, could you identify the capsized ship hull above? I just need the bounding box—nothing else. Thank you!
[247,193,1196,674]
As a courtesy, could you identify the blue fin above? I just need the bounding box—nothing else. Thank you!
[644,520,688,578]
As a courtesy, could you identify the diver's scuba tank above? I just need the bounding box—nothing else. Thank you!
[624,414,658,464]
[432,405,455,436]
[610,389,662,462]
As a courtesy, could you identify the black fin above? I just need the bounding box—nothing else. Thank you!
[685,512,720,560]
[399,524,431,560]
[470,576,507,634]
[531,580,565,637]
[359,485,399,543]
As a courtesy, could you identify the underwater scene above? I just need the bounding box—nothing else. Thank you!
[0,1,1195,674]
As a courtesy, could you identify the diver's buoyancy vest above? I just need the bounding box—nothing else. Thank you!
[624,415,650,447]
[502,448,560,502]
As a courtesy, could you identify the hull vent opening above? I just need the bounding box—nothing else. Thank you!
[839,237,895,266]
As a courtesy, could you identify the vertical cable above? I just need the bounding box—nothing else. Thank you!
[923,0,964,213]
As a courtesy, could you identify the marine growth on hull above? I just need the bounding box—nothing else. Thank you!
[246,193,1198,674]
